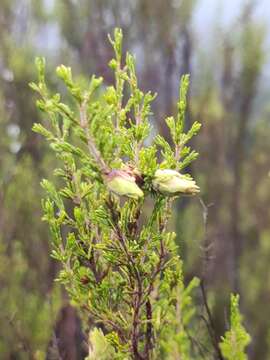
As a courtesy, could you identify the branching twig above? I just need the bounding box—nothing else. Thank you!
[198,197,214,280]
[200,281,225,360]
[144,299,153,357]
[79,100,109,173]
[198,197,224,360]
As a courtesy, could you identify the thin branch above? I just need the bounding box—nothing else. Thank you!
[186,329,211,360]
[144,299,153,357]
[198,197,214,280]
[105,196,145,359]
[79,100,109,173]
[200,281,225,360]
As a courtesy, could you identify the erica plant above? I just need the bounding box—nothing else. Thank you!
[31,29,250,360]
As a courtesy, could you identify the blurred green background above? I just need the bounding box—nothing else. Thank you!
[1,0,270,359]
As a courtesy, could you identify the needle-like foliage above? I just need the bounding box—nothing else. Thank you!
[31,28,246,360]
[220,295,251,360]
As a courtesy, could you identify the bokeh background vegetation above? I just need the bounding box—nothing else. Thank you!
[1,0,270,359]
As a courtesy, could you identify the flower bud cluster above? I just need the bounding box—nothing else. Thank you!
[152,169,200,196]
[104,169,144,199]
[105,167,199,199]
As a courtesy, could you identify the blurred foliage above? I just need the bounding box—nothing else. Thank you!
[220,294,251,360]
[0,153,62,358]
[0,0,270,359]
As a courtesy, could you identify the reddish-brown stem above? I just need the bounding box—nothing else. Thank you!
[144,299,153,357]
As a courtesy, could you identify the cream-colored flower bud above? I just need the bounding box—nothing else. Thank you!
[104,170,144,199]
[152,169,200,196]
